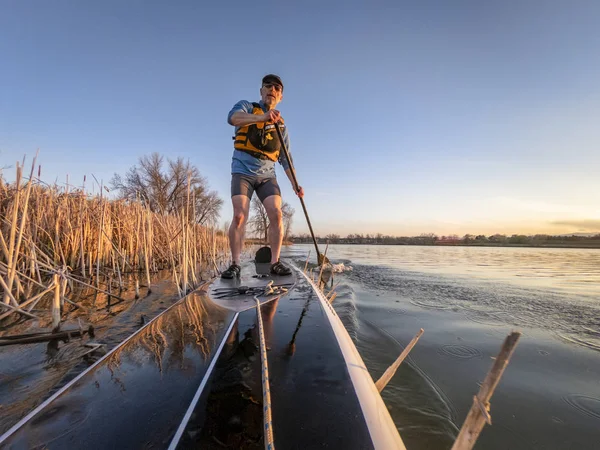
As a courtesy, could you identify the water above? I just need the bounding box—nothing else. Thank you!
[0,274,182,436]
[284,244,600,450]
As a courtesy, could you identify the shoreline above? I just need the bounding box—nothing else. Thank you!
[288,241,600,249]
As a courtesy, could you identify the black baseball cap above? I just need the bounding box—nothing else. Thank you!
[262,74,283,90]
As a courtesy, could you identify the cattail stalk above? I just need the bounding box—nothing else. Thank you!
[52,273,61,330]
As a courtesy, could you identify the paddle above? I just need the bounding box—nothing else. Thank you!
[274,122,329,265]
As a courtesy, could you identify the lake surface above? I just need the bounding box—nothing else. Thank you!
[284,244,600,450]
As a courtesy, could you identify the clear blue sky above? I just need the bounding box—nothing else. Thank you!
[2,0,599,236]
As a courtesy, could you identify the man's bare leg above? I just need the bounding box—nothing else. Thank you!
[228,195,250,265]
[262,195,283,264]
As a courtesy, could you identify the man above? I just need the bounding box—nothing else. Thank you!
[222,74,304,279]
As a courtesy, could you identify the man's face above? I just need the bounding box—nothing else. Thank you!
[260,82,283,108]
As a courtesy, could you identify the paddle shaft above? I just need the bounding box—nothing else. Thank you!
[274,122,322,261]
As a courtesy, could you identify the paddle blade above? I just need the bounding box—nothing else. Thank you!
[317,253,330,265]
[255,246,272,264]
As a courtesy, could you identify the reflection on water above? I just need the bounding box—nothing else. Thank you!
[108,294,223,373]
[1,289,236,449]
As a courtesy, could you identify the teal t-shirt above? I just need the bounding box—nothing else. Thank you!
[227,100,292,177]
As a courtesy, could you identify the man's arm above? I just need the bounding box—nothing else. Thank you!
[284,168,304,198]
[277,126,304,197]
[229,110,281,127]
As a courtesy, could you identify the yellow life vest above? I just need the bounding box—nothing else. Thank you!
[233,103,285,162]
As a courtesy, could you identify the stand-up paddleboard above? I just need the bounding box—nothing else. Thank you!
[168,249,296,449]
[171,256,406,450]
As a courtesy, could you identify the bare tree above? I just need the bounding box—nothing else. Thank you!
[282,202,295,241]
[248,197,295,243]
[195,190,223,225]
[248,196,269,242]
[111,153,223,224]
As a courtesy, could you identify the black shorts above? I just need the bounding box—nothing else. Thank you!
[231,174,281,202]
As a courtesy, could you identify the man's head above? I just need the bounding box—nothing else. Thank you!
[260,74,283,109]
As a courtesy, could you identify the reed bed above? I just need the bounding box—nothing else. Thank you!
[0,160,229,330]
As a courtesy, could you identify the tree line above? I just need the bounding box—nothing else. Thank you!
[289,232,600,248]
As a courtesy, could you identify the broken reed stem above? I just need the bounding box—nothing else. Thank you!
[303,249,311,274]
[144,209,152,294]
[181,213,188,297]
[0,275,26,313]
[115,260,123,291]
[317,242,329,288]
[0,290,41,320]
[4,156,36,306]
[451,331,521,450]
[375,328,424,392]
[182,172,191,295]
[3,164,21,306]
[79,185,86,277]
[52,273,61,331]
[96,185,105,289]
[327,292,337,304]
[0,283,54,320]
[62,273,127,303]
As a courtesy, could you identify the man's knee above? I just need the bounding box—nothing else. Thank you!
[233,211,246,227]
[266,207,282,224]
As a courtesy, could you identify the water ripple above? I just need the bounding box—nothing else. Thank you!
[437,344,483,360]
[562,394,600,421]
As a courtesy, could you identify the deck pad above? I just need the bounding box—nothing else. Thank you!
[209,262,295,313]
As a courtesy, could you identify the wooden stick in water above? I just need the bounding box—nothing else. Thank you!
[375,328,424,392]
[317,242,329,289]
[0,326,94,346]
[303,249,311,274]
[451,331,521,450]
[327,292,337,304]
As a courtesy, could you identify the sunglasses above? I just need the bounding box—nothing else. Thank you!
[262,83,283,92]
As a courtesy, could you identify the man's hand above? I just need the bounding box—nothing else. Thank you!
[262,110,281,123]
[296,185,304,198]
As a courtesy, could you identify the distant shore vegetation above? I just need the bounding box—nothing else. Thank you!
[289,232,600,248]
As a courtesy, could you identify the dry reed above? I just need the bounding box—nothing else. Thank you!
[0,162,229,329]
